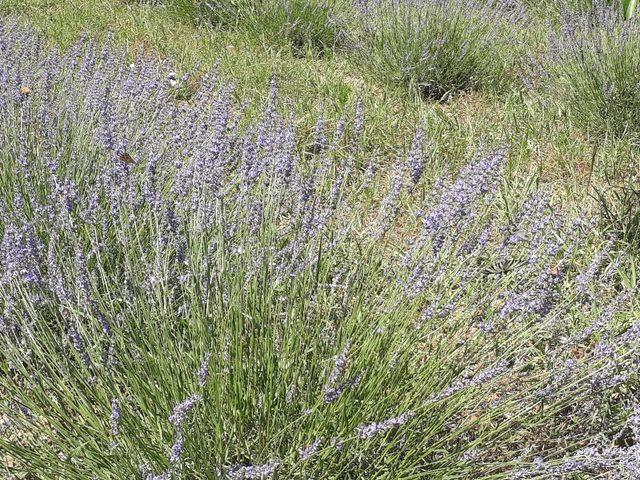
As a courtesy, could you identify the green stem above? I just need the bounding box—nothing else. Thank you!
[622,0,638,19]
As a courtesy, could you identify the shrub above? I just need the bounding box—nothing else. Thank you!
[163,0,218,24]
[593,173,640,250]
[351,0,525,101]
[521,0,597,16]
[195,0,349,55]
[522,0,638,19]
[253,0,349,55]
[549,3,640,140]
[179,0,251,26]
[1,18,640,479]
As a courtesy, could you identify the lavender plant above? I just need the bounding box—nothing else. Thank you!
[549,1,640,140]
[522,0,600,16]
[522,0,638,17]
[194,0,349,55]
[592,171,640,251]
[351,0,526,101]
[0,17,639,480]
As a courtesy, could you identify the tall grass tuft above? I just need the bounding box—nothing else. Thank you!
[0,17,640,479]
[250,0,349,55]
[351,0,525,102]
[523,0,638,18]
[549,2,640,140]
[593,174,640,250]
[192,0,349,55]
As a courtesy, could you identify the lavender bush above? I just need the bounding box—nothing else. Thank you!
[549,2,640,140]
[592,170,640,251]
[0,17,639,479]
[524,0,639,19]
[522,0,597,16]
[351,0,526,101]
[193,0,349,55]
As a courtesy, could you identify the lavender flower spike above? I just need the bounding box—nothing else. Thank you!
[227,459,281,479]
[109,398,121,436]
[406,125,426,186]
[328,341,350,386]
[170,432,185,465]
[299,438,322,461]
[198,352,211,387]
[356,411,415,439]
[169,394,202,429]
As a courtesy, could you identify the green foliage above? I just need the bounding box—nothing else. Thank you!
[550,6,640,141]
[0,71,610,476]
[594,175,640,250]
[258,0,349,55]
[176,0,250,26]
[191,0,350,55]
[520,0,637,21]
[1,1,640,477]
[350,0,523,102]
[622,0,638,18]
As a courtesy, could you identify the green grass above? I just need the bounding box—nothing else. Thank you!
[351,0,523,102]
[550,7,640,142]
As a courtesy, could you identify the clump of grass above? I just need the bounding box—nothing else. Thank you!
[1,17,640,480]
[351,0,525,102]
[192,0,350,55]
[549,3,640,140]
[171,0,250,26]
[524,0,639,20]
[252,0,350,55]
[522,0,597,17]
[593,173,640,250]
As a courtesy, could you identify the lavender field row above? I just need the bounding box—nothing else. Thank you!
[1,2,640,479]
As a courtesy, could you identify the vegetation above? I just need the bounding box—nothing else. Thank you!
[352,0,524,101]
[550,3,640,141]
[1,0,640,478]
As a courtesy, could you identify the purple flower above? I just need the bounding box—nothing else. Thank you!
[328,341,350,386]
[198,352,211,387]
[575,239,614,298]
[356,411,415,439]
[420,151,505,250]
[1,223,43,287]
[324,373,363,404]
[69,324,91,367]
[299,438,322,461]
[373,162,405,238]
[406,125,426,186]
[168,394,201,429]
[169,432,185,465]
[227,459,281,479]
[427,361,509,403]
[109,398,121,436]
